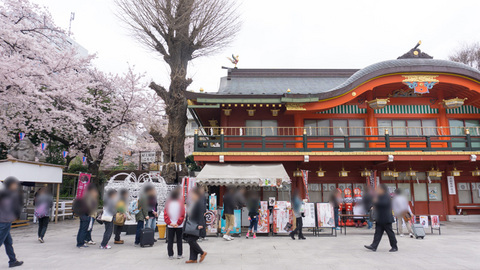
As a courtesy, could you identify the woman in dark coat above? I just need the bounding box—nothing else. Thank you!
[364,184,398,252]
[184,188,207,264]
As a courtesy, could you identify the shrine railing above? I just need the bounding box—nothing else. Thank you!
[193,126,480,152]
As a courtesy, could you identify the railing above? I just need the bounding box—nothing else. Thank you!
[194,126,480,152]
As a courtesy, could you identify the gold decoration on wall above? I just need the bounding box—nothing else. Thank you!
[271,109,280,116]
[443,97,467,109]
[247,109,256,116]
[223,109,232,116]
[367,98,390,110]
[286,103,306,111]
[402,75,439,83]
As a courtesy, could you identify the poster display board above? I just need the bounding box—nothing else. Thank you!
[209,194,217,210]
[317,203,335,228]
[258,201,270,233]
[221,209,241,234]
[431,215,440,229]
[205,210,219,234]
[419,215,429,229]
[302,203,316,228]
[76,173,91,198]
[273,201,293,233]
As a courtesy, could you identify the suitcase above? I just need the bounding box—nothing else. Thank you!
[140,228,155,247]
[412,223,425,239]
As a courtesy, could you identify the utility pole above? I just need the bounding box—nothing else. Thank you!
[68,12,75,36]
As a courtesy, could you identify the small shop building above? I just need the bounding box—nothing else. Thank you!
[187,46,480,221]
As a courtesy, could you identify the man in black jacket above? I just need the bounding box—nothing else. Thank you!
[222,187,235,241]
[0,177,24,268]
[364,184,398,252]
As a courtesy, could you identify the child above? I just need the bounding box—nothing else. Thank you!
[246,192,260,239]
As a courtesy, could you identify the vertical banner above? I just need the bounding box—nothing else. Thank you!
[76,173,91,198]
[209,194,217,211]
[257,201,270,233]
[301,170,310,201]
[316,203,335,228]
[447,176,456,195]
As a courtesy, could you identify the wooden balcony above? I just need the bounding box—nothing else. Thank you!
[193,127,480,152]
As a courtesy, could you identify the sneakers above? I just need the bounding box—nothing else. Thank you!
[77,244,89,248]
[114,240,124,244]
[38,237,44,243]
[253,235,257,239]
[86,240,96,245]
[100,245,112,249]
[223,235,232,241]
[8,260,23,268]
[168,256,175,260]
[246,232,250,239]
[409,233,414,238]
[177,255,183,259]
[400,234,404,237]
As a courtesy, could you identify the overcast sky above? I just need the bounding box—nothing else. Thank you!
[32,0,480,93]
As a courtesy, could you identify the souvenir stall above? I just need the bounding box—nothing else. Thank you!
[196,163,291,236]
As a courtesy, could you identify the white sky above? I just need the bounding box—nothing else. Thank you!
[32,0,480,93]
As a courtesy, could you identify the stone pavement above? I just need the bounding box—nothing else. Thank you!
[1,220,478,270]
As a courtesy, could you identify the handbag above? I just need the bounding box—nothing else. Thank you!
[113,213,125,226]
[100,208,114,222]
[183,219,200,237]
[403,212,412,222]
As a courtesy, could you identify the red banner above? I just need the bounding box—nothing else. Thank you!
[76,173,91,198]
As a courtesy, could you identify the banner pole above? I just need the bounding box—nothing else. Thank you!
[55,183,60,224]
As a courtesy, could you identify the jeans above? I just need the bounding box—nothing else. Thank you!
[292,217,303,238]
[38,216,49,239]
[145,218,157,230]
[0,223,16,263]
[248,216,258,232]
[167,227,183,257]
[101,222,113,247]
[371,223,398,249]
[76,215,90,247]
[186,235,204,261]
[334,207,339,227]
[135,220,145,244]
[114,225,123,241]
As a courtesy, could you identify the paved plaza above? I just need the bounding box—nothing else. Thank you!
[0,220,478,270]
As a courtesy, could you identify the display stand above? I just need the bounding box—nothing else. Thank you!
[315,203,337,237]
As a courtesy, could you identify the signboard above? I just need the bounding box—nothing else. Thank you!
[431,215,440,229]
[76,173,91,198]
[419,215,429,229]
[302,202,316,228]
[317,203,335,228]
[205,210,219,234]
[447,176,456,195]
[258,201,270,233]
[209,194,217,211]
[273,201,293,233]
[221,209,241,234]
[140,151,156,163]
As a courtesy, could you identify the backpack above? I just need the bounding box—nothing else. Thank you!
[34,203,48,218]
[129,199,141,215]
[72,198,86,217]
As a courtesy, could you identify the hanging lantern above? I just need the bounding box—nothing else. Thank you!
[316,167,326,177]
[450,167,462,177]
[472,167,480,177]
[383,167,394,177]
[443,97,467,109]
[223,109,232,116]
[392,169,400,178]
[406,168,417,177]
[247,109,256,116]
[19,132,25,141]
[360,168,371,177]
[367,98,390,110]
[339,168,349,177]
[436,169,443,177]
[427,167,438,177]
[293,168,302,177]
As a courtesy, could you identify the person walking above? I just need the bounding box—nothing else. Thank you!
[329,189,342,231]
[100,189,117,250]
[362,185,374,230]
[184,188,207,264]
[75,184,98,248]
[164,187,185,259]
[364,184,398,252]
[33,187,53,243]
[222,187,235,241]
[145,188,158,234]
[114,189,128,244]
[134,185,151,246]
[290,191,306,240]
[392,189,414,237]
[245,192,260,239]
[0,177,24,268]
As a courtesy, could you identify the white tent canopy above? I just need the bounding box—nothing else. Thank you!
[196,163,291,186]
[0,159,64,184]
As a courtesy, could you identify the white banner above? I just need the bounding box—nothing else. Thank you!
[447,176,456,195]
[140,151,156,163]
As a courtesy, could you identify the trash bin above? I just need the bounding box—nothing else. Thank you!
[157,224,166,239]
